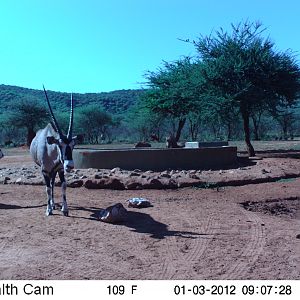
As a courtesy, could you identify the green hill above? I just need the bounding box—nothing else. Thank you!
[0,84,144,115]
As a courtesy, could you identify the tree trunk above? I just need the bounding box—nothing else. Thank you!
[189,122,197,141]
[211,123,218,140]
[251,115,260,140]
[253,124,259,140]
[242,111,255,157]
[282,118,288,140]
[227,122,232,141]
[188,116,200,141]
[175,118,186,142]
[27,127,36,147]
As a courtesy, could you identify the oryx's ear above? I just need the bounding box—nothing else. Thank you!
[47,136,59,145]
[72,136,78,145]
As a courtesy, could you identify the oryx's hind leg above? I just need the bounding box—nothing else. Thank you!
[43,174,53,216]
[59,170,69,216]
[50,171,57,210]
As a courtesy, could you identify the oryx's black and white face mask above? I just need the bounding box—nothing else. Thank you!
[47,136,77,172]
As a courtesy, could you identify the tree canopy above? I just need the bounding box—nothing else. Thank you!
[193,21,300,155]
[140,21,300,152]
[143,57,209,141]
[7,98,48,145]
[76,105,114,144]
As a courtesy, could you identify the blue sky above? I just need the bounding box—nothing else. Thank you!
[0,0,299,93]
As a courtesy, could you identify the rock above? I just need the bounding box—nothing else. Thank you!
[189,174,200,179]
[134,142,151,148]
[169,170,176,176]
[144,170,154,174]
[67,179,83,188]
[143,178,164,189]
[15,177,23,184]
[168,179,178,189]
[27,175,37,178]
[84,179,104,189]
[127,198,151,208]
[160,172,171,178]
[172,174,182,179]
[177,181,193,188]
[106,177,125,190]
[97,203,127,223]
[126,181,143,190]
[129,172,141,177]
[84,177,125,190]
[111,167,121,173]
[28,179,44,186]
[0,176,10,184]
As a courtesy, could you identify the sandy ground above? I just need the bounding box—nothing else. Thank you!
[0,150,300,279]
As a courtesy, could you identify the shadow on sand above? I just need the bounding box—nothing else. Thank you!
[88,208,211,240]
[121,210,210,239]
[0,202,213,240]
[0,203,46,210]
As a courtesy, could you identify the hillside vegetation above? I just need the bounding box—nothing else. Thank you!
[0,84,143,115]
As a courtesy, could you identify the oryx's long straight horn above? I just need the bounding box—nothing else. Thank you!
[43,85,63,137]
[67,93,74,139]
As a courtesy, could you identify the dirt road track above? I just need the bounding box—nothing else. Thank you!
[1,180,299,279]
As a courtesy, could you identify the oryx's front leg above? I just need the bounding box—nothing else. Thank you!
[50,171,57,211]
[43,174,53,216]
[59,171,69,216]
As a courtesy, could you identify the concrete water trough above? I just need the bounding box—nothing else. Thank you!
[73,146,237,171]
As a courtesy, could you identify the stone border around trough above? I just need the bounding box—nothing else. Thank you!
[1,157,300,189]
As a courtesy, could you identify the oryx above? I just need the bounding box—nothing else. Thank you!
[30,86,77,216]
[0,149,3,159]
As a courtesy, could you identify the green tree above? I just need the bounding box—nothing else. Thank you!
[272,104,296,140]
[143,57,204,142]
[126,105,166,141]
[77,105,114,144]
[7,98,48,146]
[193,21,300,156]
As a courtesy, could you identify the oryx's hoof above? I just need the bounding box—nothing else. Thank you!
[62,211,69,217]
[46,210,53,216]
